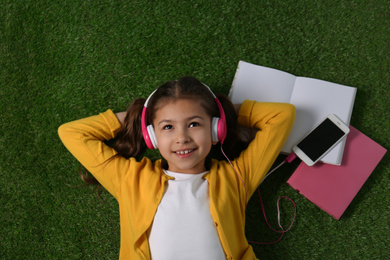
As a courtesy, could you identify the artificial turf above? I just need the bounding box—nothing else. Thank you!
[1,0,389,259]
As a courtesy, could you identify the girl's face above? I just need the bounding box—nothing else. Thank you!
[153,99,216,174]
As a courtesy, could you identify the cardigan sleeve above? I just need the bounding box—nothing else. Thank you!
[58,109,127,197]
[234,100,296,196]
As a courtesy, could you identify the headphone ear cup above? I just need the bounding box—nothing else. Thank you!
[211,117,220,143]
[147,124,158,149]
[217,115,227,143]
[141,106,154,149]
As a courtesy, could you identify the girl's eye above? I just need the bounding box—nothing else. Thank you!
[163,125,173,130]
[189,122,200,128]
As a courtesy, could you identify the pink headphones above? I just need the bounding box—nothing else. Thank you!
[141,84,227,149]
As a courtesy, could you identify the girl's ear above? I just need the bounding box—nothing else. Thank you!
[212,141,218,146]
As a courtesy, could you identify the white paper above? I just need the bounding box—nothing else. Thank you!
[229,61,296,103]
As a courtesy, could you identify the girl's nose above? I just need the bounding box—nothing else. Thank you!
[176,129,190,144]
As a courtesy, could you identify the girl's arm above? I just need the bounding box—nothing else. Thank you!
[58,110,127,197]
[233,100,296,196]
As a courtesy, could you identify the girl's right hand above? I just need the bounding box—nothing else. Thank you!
[115,112,127,125]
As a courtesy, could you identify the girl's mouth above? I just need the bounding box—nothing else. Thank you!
[175,149,196,155]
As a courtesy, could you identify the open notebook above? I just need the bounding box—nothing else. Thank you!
[229,60,357,165]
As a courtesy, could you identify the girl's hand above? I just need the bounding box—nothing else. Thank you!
[115,112,127,125]
[234,104,241,114]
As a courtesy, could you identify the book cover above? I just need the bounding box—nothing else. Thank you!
[287,126,387,219]
[229,60,357,165]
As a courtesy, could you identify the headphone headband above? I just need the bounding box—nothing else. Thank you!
[143,89,157,107]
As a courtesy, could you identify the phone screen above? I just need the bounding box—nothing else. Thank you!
[296,118,346,162]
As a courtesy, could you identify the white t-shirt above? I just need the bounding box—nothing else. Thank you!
[148,170,226,260]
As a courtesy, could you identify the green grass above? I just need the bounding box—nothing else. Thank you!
[1,0,389,259]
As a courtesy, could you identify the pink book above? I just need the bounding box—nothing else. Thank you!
[287,126,387,219]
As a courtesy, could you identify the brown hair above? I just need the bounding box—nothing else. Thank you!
[80,76,249,186]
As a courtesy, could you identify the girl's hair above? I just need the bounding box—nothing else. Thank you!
[80,76,249,185]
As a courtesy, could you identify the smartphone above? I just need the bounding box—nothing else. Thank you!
[293,114,350,166]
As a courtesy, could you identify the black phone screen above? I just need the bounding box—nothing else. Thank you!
[296,118,345,162]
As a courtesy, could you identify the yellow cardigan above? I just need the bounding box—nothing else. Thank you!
[58,100,295,260]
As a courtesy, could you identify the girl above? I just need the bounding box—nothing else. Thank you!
[58,76,295,260]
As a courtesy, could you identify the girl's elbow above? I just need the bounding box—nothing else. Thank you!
[58,124,67,139]
[58,123,75,144]
[286,104,296,120]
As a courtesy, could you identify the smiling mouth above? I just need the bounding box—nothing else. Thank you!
[175,149,196,155]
